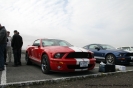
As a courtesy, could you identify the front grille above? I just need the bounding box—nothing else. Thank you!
[65,52,92,58]
[125,53,133,56]
[67,64,93,69]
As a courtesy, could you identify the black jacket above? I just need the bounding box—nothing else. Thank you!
[0,26,7,44]
[11,34,23,49]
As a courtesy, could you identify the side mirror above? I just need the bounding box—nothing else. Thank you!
[95,47,100,50]
[33,43,40,47]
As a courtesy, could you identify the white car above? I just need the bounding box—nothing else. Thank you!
[117,47,133,53]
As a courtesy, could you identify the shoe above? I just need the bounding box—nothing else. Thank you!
[18,63,22,66]
[12,65,18,67]
[18,64,22,66]
[0,68,5,71]
[5,63,8,65]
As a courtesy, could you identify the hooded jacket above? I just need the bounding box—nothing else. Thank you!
[0,26,7,44]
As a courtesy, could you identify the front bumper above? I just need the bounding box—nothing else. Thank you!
[50,58,96,72]
[116,56,133,64]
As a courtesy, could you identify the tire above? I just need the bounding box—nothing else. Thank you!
[25,52,32,65]
[105,54,115,65]
[41,54,51,74]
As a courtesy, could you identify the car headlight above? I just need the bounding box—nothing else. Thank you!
[54,53,65,59]
[118,53,125,57]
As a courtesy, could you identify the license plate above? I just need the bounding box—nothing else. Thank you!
[80,61,88,67]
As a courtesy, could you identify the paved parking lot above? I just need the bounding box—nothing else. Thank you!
[0,54,133,85]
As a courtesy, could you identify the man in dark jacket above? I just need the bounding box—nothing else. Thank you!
[11,30,23,66]
[0,24,7,71]
[4,37,8,65]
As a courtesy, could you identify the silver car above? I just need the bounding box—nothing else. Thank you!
[117,47,133,53]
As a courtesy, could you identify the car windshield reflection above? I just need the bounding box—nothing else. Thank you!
[101,44,116,50]
[42,39,73,47]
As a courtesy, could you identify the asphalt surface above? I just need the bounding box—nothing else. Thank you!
[0,54,133,85]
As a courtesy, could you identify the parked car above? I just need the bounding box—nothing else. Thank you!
[25,38,96,74]
[117,47,133,53]
[83,44,133,65]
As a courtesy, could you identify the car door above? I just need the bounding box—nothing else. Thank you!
[32,39,40,62]
[88,44,105,61]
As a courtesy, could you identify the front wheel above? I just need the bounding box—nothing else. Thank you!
[41,54,51,74]
[105,54,115,65]
[25,52,32,65]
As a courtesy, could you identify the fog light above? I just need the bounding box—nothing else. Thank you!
[119,58,125,60]
[57,66,61,69]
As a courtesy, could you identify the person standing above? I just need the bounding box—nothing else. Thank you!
[0,24,7,71]
[17,31,22,66]
[11,30,23,66]
[4,36,8,65]
[6,31,12,62]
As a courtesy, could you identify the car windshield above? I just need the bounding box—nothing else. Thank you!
[100,44,116,50]
[131,47,133,50]
[42,39,73,47]
[121,47,130,51]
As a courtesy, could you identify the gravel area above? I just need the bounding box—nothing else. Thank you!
[5,71,132,88]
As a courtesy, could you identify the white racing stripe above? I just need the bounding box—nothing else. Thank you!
[94,56,105,59]
[75,67,99,71]
[69,46,84,65]
[1,65,6,85]
[69,47,90,71]
[69,46,82,52]
[78,47,88,52]
[75,68,88,71]
[83,58,90,64]
[75,59,83,65]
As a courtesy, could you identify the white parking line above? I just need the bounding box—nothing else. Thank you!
[1,65,6,85]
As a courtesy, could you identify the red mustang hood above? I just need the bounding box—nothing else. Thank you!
[43,46,89,53]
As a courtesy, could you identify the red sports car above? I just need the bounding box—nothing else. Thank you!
[25,38,96,74]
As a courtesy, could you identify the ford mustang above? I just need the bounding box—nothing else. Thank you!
[25,38,96,74]
[83,44,133,65]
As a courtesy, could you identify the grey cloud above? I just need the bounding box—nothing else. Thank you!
[0,0,133,49]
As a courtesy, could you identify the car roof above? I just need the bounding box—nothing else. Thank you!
[118,46,130,47]
[38,38,63,40]
[86,44,108,46]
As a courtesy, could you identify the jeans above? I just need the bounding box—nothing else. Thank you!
[4,46,7,63]
[0,44,6,69]
[13,49,21,65]
[6,46,12,62]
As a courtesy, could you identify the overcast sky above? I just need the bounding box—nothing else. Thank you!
[0,0,133,49]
